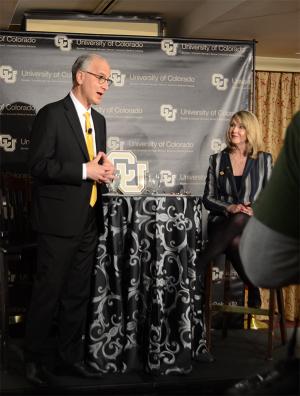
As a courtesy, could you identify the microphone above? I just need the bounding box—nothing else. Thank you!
[87,128,92,134]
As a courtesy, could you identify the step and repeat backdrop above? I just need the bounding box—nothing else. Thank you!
[0,32,254,325]
[0,31,254,195]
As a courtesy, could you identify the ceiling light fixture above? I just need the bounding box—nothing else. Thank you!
[22,12,164,37]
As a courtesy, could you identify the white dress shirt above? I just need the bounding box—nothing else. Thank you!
[69,90,96,179]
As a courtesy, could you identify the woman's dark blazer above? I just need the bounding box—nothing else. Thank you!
[29,94,107,237]
[202,148,272,219]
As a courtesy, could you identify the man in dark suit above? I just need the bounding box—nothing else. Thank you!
[25,53,115,384]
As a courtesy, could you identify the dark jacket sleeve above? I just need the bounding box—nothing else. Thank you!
[202,153,231,214]
[29,102,82,185]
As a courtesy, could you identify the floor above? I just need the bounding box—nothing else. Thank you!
[1,322,299,395]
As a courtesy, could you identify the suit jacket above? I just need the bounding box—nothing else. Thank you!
[202,148,272,219]
[29,95,107,236]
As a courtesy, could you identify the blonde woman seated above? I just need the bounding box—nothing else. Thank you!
[201,110,272,308]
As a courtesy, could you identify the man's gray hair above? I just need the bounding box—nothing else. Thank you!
[71,54,106,84]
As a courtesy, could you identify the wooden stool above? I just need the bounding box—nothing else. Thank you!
[205,257,287,360]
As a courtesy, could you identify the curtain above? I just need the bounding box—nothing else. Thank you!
[255,71,300,321]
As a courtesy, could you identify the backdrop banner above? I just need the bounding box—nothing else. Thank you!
[0,31,254,193]
[0,31,254,327]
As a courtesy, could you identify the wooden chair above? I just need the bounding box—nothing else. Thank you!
[204,257,287,360]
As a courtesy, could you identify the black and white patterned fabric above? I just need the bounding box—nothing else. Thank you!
[87,195,207,375]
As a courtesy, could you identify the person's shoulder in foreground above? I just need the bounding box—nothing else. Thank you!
[254,110,300,240]
[239,111,300,288]
[229,111,300,395]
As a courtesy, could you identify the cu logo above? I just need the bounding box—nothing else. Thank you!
[211,138,226,153]
[160,170,177,187]
[107,136,125,150]
[212,267,224,282]
[160,104,177,122]
[107,150,147,194]
[211,73,228,91]
[161,39,178,56]
[54,35,72,51]
[0,65,17,84]
[0,134,17,152]
[110,69,126,87]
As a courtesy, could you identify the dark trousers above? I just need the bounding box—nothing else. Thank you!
[206,213,261,307]
[25,207,98,365]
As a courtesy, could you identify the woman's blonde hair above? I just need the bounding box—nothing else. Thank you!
[225,110,263,158]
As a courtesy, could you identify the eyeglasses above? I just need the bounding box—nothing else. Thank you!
[83,71,113,86]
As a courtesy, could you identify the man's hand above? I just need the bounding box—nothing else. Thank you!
[86,152,115,183]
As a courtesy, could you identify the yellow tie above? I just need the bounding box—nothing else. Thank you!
[84,112,97,207]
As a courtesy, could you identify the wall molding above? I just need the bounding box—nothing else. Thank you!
[256,56,300,72]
